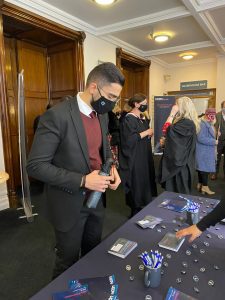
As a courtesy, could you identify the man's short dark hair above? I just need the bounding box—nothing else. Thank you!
[221,100,225,109]
[86,62,125,88]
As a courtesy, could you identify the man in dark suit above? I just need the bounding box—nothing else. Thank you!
[27,62,125,278]
[211,100,225,180]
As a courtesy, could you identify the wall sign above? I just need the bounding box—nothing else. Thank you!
[154,96,175,154]
[180,80,207,90]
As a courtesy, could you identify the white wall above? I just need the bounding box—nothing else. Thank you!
[83,33,116,81]
[149,61,166,101]
[216,56,225,111]
[165,61,217,92]
[149,60,167,123]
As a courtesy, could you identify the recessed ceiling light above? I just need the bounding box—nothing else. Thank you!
[179,52,197,60]
[182,55,194,60]
[154,34,169,43]
[93,0,117,5]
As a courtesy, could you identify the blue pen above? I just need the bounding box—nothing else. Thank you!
[154,254,162,268]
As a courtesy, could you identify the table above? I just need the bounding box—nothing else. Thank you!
[31,192,225,300]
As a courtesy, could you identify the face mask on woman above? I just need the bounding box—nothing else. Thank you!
[138,104,148,112]
[206,114,215,123]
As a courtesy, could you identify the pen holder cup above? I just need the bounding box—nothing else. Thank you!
[144,266,161,288]
[186,210,199,225]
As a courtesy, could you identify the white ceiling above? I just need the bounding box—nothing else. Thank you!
[7,0,225,66]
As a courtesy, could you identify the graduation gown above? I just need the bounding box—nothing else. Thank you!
[119,114,157,209]
[158,118,196,194]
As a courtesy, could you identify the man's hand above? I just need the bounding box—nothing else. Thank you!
[176,225,202,242]
[85,170,114,192]
[108,165,121,190]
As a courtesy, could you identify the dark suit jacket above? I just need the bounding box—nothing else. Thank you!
[27,96,111,232]
[215,111,225,141]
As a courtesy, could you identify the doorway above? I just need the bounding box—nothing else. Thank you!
[0,4,85,207]
[116,48,150,110]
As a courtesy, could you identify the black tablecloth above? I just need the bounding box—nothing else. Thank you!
[30,192,225,300]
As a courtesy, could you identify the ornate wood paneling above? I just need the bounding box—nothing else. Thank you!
[0,1,85,207]
[0,1,84,41]
[48,42,77,103]
[17,40,48,154]
[0,29,17,206]
[116,48,151,110]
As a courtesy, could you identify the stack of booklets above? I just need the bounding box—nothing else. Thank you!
[108,238,137,258]
[165,287,197,300]
[136,215,162,229]
[158,232,185,252]
[159,198,188,212]
[52,275,119,299]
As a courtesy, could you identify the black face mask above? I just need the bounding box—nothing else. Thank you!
[91,96,116,114]
[139,104,148,112]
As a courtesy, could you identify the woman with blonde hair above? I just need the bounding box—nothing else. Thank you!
[159,96,200,194]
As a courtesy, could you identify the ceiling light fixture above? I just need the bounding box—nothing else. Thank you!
[182,54,194,60]
[179,52,197,60]
[154,34,169,43]
[93,0,117,5]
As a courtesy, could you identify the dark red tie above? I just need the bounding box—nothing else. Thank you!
[89,111,97,118]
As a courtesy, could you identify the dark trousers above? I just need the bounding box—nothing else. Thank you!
[216,140,225,175]
[198,171,208,186]
[125,192,142,218]
[53,199,104,278]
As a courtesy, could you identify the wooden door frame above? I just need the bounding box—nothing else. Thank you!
[0,1,85,207]
[116,47,151,100]
[168,89,216,110]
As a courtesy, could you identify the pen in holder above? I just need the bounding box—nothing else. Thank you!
[139,250,163,288]
[186,202,200,225]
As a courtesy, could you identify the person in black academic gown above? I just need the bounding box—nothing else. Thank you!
[158,96,200,194]
[108,104,121,169]
[119,93,157,217]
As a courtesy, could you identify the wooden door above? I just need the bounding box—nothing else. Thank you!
[5,40,47,187]
[4,37,20,186]
[116,48,150,111]
[48,41,79,105]
[120,65,149,110]
[17,40,48,154]
[134,67,149,96]
[120,66,134,108]
[0,4,85,207]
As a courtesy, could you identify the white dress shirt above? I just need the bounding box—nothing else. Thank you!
[77,92,93,118]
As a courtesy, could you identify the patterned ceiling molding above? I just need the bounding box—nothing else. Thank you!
[182,0,225,54]
[202,12,225,42]
[5,0,225,63]
[194,0,225,11]
[5,0,97,34]
[95,6,190,36]
[149,56,169,68]
[144,41,214,56]
[102,35,145,57]
[166,57,216,68]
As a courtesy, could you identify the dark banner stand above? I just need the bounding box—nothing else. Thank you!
[154,96,175,154]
